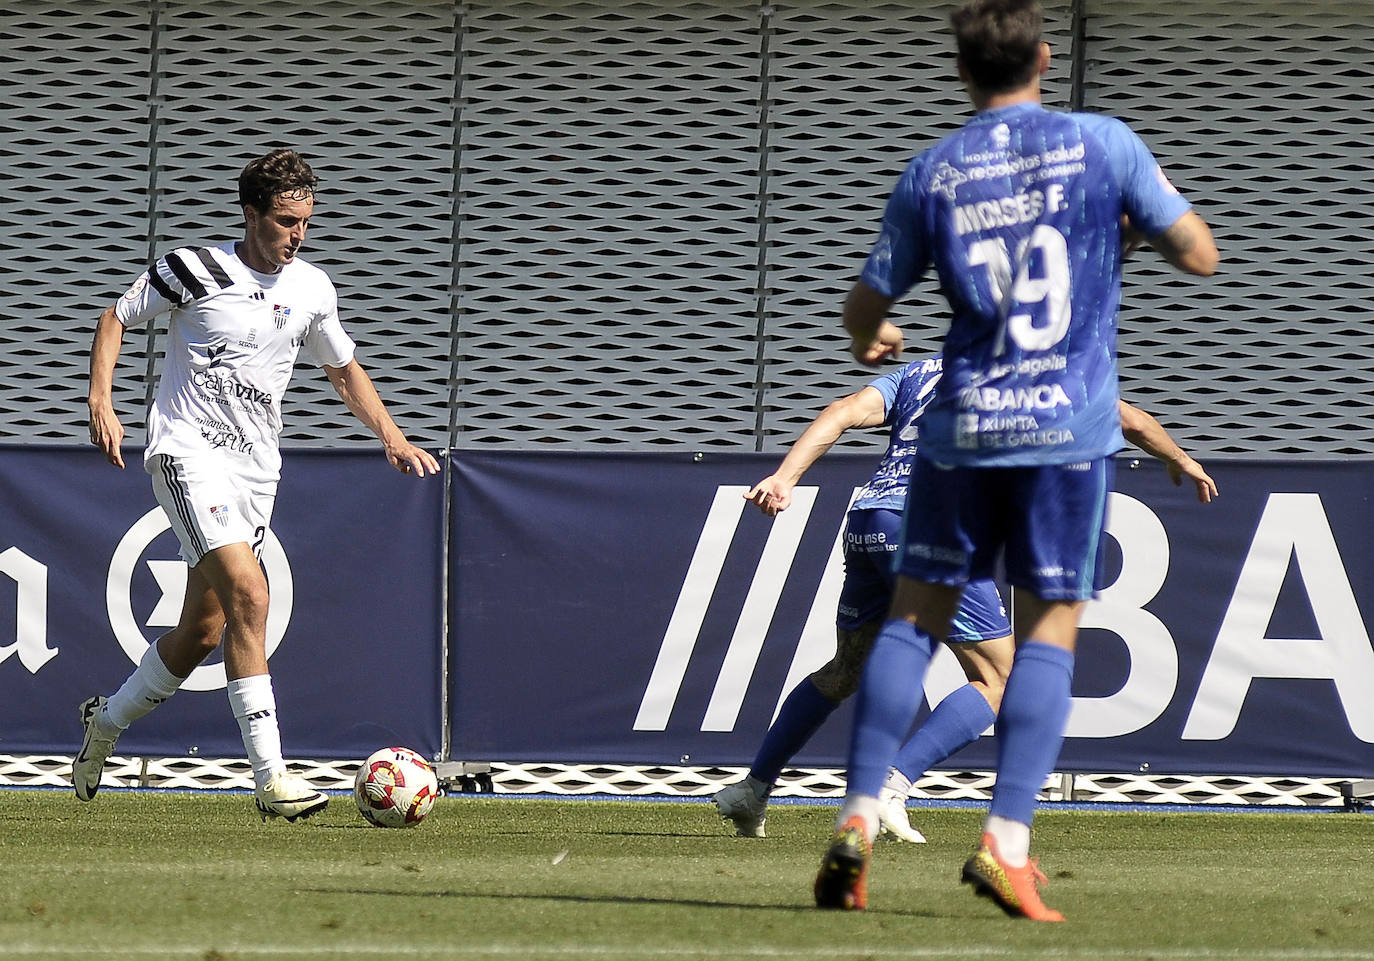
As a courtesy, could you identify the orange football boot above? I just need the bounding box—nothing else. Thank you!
[961,832,1064,922]
[814,815,872,910]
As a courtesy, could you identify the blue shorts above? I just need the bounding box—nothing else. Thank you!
[897,456,1114,601]
[837,507,1010,641]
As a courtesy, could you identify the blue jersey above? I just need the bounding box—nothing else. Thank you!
[852,356,943,511]
[860,102,1191,466]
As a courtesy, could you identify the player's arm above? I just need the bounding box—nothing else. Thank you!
[1119,399,1218,503]
[324,359,441,478]
[87,303,127,469]
[843,281,903,367]
[1148,210,1218,276]
[745,386,888,516]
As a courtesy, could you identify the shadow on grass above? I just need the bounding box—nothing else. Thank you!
[297,886,946,918]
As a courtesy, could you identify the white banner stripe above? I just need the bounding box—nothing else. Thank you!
[633,486,749,731]
[702,487,817,731]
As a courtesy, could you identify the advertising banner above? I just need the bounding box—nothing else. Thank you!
[0,447,444,760]
[7,445,1373,779]
[450,451,1374,778]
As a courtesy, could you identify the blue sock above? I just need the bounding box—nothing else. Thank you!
[845,618,936,798]
[892,682,996,782]
[988,641,1075,826]
[748,679,837,786]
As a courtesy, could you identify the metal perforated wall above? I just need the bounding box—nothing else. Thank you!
[760,1,1071,449]
[1,1,1370,456]
[455,1,764,447]
[0,4,153,441]
[1084,0,1374,457]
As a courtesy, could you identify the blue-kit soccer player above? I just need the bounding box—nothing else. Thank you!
[714,357,1216,842]
[812,0,1218,920]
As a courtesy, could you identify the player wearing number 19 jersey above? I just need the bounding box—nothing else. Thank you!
[815,0,1217,920]
[862,105,1190,468]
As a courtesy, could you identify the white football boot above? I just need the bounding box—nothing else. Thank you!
[73,696,120,802]
[713,780,768,838]
[877,786,927,843]
[254,772,329,823]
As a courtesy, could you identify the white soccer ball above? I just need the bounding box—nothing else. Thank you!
[353,746,439,828]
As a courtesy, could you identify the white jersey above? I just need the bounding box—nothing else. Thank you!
[116,242,356,479]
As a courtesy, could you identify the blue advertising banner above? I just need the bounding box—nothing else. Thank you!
[450,451,1374,778]
[0,447,443,760]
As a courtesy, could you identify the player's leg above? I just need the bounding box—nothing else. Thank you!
[962,595,1079,923]
[714,622,877,837]
[880,589,1013,842]
[961,458,1110,922]
[815,576,957,909]
[73,568,227,802]
[191,486,326,823]
[74,456,235,801]
[829,461,975,841]
[817,461,973,909]
[716,507,895,837]
[979,593,1081,864]
[167,454,322,819]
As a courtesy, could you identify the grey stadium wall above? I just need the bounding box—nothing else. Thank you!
[2,0,1372,458]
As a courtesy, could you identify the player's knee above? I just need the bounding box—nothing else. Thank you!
[187,632,221,660]
[976,679,1005,715]
[221,580,270,630]
[168,617,224,661]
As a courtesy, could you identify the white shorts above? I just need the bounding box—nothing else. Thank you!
[147,453,278,567]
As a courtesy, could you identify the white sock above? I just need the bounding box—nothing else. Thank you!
[984,814,1031,867]
[835,794,879,842]
[104,643,184,732]
[883,768,913,798]
[227,674,286,790]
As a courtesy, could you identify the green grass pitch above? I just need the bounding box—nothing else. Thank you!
[2,789,1371,960]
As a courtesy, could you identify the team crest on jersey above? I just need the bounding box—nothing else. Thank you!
[122,275,147,302]
[272,304,291,329]
[208,504,232,527]
[929,162,968,201]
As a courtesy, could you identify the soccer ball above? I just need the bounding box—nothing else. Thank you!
[353,747,439,828]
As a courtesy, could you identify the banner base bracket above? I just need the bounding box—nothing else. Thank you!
[1340,779,1374,812]
[435,761,494,794]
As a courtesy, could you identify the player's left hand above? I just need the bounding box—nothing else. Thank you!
[386,441,441,478]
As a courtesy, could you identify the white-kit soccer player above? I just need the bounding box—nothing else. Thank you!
[80,147,440,821]
[714,356,1216,842]
[812,0,1218,919]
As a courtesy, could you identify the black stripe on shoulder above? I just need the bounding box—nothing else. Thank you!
[164,251,209,300]
[146,267,180,304]
[194,247,235,290]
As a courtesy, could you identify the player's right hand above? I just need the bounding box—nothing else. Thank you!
[1168,455,1219,504]
[851,320,903,366]
[88,402,125,469]
[744,478,792,516]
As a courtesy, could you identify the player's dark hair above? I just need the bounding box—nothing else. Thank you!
[950,0,1043,95]
[237,148,319,212]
